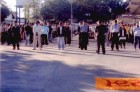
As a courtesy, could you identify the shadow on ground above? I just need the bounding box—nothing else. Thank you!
[1,51,139,92]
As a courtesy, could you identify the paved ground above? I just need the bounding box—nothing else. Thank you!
[1,36,140,92]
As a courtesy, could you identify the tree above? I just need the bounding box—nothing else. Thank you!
[41,0,71,21]
[23,0,43,21]
[40,0,129,22]
[1,2,10,22]
[73,0,129,22]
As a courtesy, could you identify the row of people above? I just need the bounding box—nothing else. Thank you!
[1,20,140,53]
[0,21,72,50]
[94,20,140,54]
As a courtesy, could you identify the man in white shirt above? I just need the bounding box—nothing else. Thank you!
[111,20,120,51]
[134,22,140,50]
[33,21,42,50]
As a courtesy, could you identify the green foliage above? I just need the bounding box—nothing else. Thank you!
[40,0,129,22]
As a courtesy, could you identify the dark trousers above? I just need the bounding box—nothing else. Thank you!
[7,35,12,45]
[65,34,71,45]
[12,37,20,49]
[80,32,88,50]
[1,32,7,44]
[111,33,119,50]
[97,36,105,54]
[41,34,48,45]
[120,40,126,48]
[134,36,140,49]
[79,33,81,47]
[30,34,33,44]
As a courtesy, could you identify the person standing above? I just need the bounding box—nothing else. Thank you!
[20,24,25,41]
[111,20,120,51]
[7,24,13,45]
[57,21,65,50]
[129,25,134,44]
[11,21,20,50]
[105,22,110,46]
[95,21,106,54]
[78,21,83,48]
[133,23,140,50]
[47,22,53,43]
[1,23,7,45]
[33,21,42,50]
[80,21,89,50]
[25,23,33,45]
[41,22,49,45]
[119,25,127,49]
[64,22,71,45]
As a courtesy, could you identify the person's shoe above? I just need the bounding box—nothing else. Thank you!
[17,48,20,50]
[33,49,36,50]
[13,48,15,50]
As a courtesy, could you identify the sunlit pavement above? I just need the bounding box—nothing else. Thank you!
[1,36,140,92]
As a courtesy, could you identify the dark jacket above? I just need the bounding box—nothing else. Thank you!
[12,26,20,41]
[48,26,52,35]
[25,26,32,35]
[119,27,127,37]
[95,25,106,38]
[57,26,65,37]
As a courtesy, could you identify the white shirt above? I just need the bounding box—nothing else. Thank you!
[60,27,62,34]
[134,27,140,37]
[112,24,120,33]
[33,24,42,35]
[122,29,124,36]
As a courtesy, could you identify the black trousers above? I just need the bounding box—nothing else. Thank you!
[80,32,88,50]
[79,33,82,47]
[12,37,20,49]
[7,35,12,45]
[111,33,119,50]
[41,34,48,45]
[97,36,105,54]
[120,40,126,48]
[65,34,71,45]
[30,34,33,44]
[1,32,7,44]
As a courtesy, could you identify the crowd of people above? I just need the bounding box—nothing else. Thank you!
[95,20,140,54]
[0,20,140,54]
[0,20,71,50]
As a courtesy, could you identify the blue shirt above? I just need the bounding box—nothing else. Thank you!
[112,24,120,33]
[80,25,89,32]
[42,26,49,35]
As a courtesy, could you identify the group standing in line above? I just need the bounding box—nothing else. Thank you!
[0,20,140,54]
